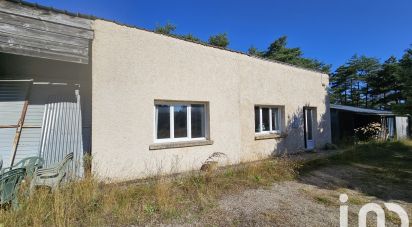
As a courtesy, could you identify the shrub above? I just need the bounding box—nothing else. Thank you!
[354,122,383,142]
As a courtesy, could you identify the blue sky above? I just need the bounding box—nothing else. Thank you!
[32,0,412,70]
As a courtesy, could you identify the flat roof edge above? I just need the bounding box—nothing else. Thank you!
[6,0,329,75]
[330,104,396,116]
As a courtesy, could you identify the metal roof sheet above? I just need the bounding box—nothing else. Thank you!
[330,104,394,116]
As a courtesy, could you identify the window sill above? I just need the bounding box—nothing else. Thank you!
[255,133,287,140]
[149,140,214,150]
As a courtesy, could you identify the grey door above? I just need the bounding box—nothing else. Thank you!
[304,108,315,150]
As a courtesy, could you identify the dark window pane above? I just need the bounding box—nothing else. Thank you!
[255,106,260,132]
[271,108,280,131]
[306,109,313,140]
[156,105,170,139]
[191,104,205,138]
[174,105,187,138]
[262,108,270,131]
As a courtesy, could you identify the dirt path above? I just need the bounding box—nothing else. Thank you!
[192,164,411,226]
[218,181,340,226]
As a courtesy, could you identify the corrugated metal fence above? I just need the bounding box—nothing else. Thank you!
[0,80,86,177]
[39,90,84,177]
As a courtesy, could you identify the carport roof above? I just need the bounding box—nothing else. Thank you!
[330,104,395,116]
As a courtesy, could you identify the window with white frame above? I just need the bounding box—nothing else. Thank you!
[255,106,281,133]
[155,102,207,142]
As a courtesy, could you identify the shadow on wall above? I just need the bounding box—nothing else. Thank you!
[273,95,331,155]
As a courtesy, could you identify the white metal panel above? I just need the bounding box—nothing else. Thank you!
[39,88,84,177]
[0,81,29,125]
[396,116,409,140]
[0,128,15,167]
[24,104,45,126]
[0,80,30,166]
[13,127,42,164]
[0,81,88,174]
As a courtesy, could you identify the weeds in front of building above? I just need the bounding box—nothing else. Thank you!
[0,154,299,226]
[1,140,411,226]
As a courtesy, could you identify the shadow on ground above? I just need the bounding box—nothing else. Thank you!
[298,141,412,203]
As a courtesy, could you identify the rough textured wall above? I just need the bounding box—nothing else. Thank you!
[238,57,331,160]
[92,20,331,181]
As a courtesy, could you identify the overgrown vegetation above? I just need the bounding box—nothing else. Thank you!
[154,23,229,48]
[303,140,412,227]
[208,33,229,48]
[332,140,412,172]
[0,157,299,226]
[303,140,412,202]
[2,141,411,225]
[354,122,383,142]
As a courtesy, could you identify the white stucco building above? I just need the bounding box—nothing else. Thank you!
[0,0,331,181]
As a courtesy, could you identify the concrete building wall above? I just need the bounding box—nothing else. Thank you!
[238,57,331,160]
[91,19,331,181]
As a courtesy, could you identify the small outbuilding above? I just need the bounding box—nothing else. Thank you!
[330,104,410,144]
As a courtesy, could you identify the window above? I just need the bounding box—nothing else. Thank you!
[255,106,281,133]
[155,102,207,142]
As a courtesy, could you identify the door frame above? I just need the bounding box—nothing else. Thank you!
[303,107,316,150]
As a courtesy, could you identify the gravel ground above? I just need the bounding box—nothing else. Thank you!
[218,181,339,226]
[192,164,412,226]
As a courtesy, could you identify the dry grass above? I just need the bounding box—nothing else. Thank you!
[4,140,410,226]
[0,157,300,226]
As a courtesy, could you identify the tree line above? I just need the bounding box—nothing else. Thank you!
[154,23,329,73]
[154,23,229,49]
[330,48,412,115]
[154,23,411,114]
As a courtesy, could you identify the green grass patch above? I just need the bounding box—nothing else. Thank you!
[314,196,334,206]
